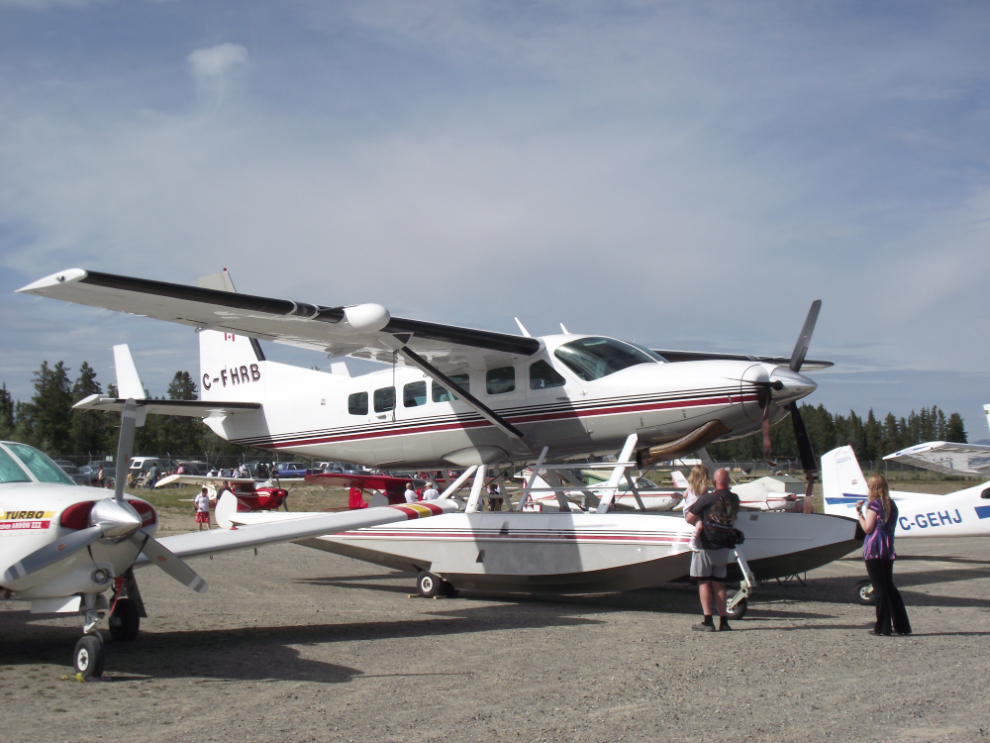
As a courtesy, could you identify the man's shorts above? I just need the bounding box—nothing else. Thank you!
[690,547,730,580]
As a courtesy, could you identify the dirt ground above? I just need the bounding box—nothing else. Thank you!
[2,511,989,742]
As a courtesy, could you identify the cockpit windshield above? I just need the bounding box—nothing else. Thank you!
[553,337,662,382]
[1,443,75,485]
[0,447,32,484]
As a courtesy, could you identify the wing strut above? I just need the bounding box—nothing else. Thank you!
[397,347,525,440]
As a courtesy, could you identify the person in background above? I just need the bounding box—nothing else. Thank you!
[683,464,710,552]
[856,475,911,636]
[404,482,418,503]
[194,486,212,531]
[422,482,440,500]
[685,468,740,632]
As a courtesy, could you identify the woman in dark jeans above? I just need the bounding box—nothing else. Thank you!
[856,475,911,636]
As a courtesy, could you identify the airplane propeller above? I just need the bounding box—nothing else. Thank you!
[753,300,822,513]
[3,399,208,592]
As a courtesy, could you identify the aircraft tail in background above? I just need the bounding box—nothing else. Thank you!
[821,446,868,518]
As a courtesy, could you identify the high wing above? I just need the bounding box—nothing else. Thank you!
[882,442,990,477]
[137,500,458,563]
[654,349,834,371]
[74,394,260,419]
[18,269,539,371]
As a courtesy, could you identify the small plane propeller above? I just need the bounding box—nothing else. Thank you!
[4,399,208,592]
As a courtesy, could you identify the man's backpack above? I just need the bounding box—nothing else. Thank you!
[703,490,741,548]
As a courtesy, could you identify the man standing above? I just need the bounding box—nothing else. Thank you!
[404,482,418,503]
[685,468,741,632]
[421,482,440,500]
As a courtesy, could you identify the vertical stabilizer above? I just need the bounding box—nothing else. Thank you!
[113,344,147,399]
[670,470,689,490]
[197,271,267,403]
[821,446,868,517]
[985,404,990,437]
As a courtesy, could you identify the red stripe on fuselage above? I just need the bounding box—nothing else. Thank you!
[252,394,757,450]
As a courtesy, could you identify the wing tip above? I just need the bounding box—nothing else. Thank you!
[16,268,89,294]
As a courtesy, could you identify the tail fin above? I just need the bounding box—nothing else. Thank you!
[197,270,268,403]
[985,403,990,438]
[821,446,868,517]
[113,344,147,398]
[670,470,689,489]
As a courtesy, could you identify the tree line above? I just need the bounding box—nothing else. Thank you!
[0,359,970,467]
[0,360,253,462]
[707,403,968,465]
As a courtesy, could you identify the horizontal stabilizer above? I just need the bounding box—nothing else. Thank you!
[73,394,260,418]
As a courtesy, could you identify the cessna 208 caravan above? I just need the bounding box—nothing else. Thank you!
[17,269,860,609]
[18,268,831,476]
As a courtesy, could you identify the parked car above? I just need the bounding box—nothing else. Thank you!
[175,460,211,476]
[275,462,309,477]
[56,462,91,486]
[81,462,117,485]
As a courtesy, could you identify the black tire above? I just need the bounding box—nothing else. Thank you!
[417,571,442,598]
[855,579,875,606]
[74,634,105,679]
[726,598,748,620]
[109,598,140,642]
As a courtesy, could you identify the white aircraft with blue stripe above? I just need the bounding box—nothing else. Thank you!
[822,445,990,538]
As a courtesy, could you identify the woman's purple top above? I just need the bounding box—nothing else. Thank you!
[862,499,898,561]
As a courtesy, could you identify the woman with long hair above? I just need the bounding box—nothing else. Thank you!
[684,464,711,551]
[856,475,911,636]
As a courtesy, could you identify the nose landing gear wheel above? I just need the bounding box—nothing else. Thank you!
[726,598,748,620]
[74,634,105,679]
[855,579,875,605]
[108,598,140,642]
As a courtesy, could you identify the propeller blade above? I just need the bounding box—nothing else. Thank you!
[3,525,103,582]
[131,532,208,594]
[789,300,822,373]
[789,402,818,476]
[113,398,140,502]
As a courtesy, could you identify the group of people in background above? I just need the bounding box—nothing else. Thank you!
[682,463,910,636]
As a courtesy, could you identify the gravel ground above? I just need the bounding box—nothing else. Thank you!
[2,519,988,743]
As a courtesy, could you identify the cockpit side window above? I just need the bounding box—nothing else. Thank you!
[374,387,396,413]
[0,446,33,484]
[5,444,74,485]
[529,360,566,390]
[553,337,660,382]
[348,392,368,415]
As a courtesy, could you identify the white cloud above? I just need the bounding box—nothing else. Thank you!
[187,43,249,110]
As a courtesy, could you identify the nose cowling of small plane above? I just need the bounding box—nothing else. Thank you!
[89,498,143,540]
[767,367,817,407]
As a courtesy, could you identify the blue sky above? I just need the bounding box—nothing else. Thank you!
[1,1,989,439]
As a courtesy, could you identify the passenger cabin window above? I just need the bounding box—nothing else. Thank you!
[486,366,516,395]
[529,360,566,390]
[403,381,427,407]
[374,387,395,413]
[348,391,368,415]
[553,337,660,382]
[432,374,470,403]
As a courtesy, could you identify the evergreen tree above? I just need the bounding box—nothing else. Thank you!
[69,361,111,457]
[946,413,967,444]
[26,361,74,454]
[0,383,13,439]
